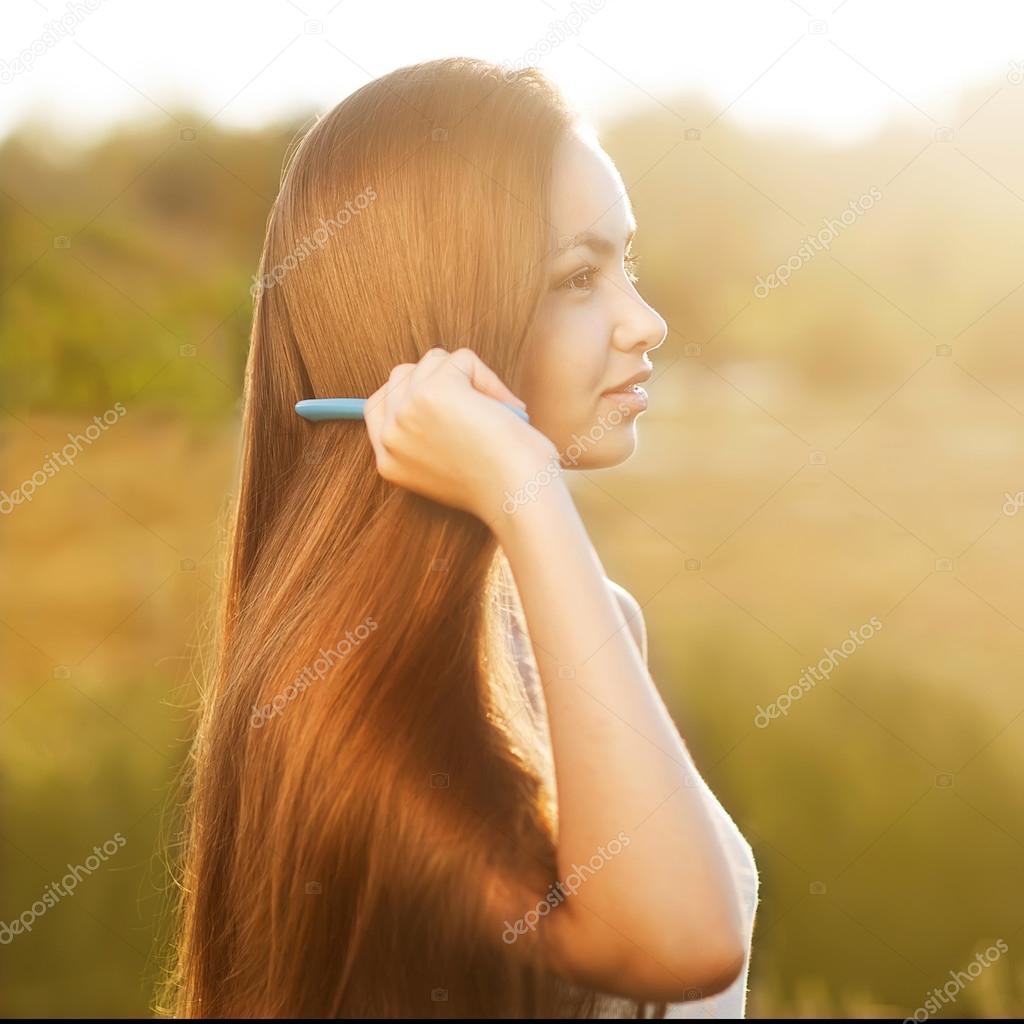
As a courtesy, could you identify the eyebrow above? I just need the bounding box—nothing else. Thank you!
[553,222,637,258]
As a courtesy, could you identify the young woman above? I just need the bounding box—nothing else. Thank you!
[160,57,759,1019]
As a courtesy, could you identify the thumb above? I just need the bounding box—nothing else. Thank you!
[449,348,527,409]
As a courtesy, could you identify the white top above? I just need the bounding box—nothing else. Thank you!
[504,593,760,1018]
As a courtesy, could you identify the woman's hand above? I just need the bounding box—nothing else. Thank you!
[363,347,558,522]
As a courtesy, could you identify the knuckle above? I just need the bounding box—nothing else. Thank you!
[379,418,402,450]
[393,402,418,430]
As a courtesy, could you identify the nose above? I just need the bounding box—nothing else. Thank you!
[612,294,668,356]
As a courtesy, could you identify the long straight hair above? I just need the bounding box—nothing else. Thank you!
[158,57,659,1018]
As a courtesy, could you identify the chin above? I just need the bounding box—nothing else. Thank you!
[556,418,640,469]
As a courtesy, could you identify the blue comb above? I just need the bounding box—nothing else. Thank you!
[295,398,529,423]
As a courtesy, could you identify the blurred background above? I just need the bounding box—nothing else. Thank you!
[2,0,1024,1016]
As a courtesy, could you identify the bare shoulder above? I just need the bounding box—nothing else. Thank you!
[604,577,647,663]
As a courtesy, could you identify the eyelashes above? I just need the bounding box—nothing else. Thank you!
[561,251,642,292]
[624,251,641,284]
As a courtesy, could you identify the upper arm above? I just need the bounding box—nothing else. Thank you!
[488,580,745,1001]
[605,577,647,664]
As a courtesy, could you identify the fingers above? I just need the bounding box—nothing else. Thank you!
[365,362,414,458]
[386,361,417,403]
[365,363,410,422]
[368,346,524,452]
[447,347,527,409]
[409,346,449,387]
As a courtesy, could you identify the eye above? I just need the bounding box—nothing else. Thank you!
[561,266,599,292]
[559,251,642,293]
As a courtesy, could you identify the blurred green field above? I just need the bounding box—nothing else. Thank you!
[2,84,1024,1017]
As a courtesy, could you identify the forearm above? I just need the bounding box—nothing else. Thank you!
[492,470,745,973]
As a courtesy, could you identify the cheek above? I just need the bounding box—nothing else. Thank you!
[523,356,595,453]
[529,382,637,467]
[522,305,606,413]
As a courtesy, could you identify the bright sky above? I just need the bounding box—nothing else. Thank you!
[2,0,1023,146]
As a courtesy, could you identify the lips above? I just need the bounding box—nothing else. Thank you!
[602,368,652,395]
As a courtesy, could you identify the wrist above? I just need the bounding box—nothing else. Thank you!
[484,439,573,536]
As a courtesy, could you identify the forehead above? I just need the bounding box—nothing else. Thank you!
[548,130,634,250]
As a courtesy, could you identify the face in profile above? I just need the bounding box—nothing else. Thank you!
[521,128,668,470]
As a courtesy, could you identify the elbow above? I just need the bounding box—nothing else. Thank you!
[543,901,749,1005]
[633,930,747,1003]
[639,887,750,1001]
[586,924,747,1004]
[669,939,747,1000]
